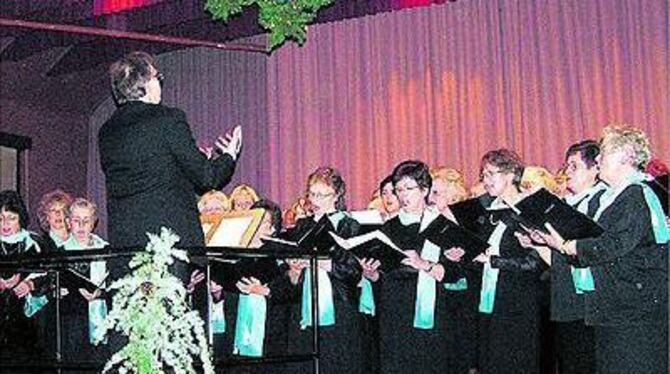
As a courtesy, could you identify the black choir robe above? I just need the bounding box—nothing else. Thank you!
[475,204,545,374]
[440,194,494,374]
[574,184,668,374]
[371,209,460,374]
[280,214,363,374]
[549,186,604,374]
[211,267,292,374]
[0,233,53,369]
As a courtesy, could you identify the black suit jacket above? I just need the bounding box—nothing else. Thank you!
[99,101,236,250]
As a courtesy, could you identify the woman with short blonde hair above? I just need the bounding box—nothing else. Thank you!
[230,184,260,211]
[197,190,231,215]
[38,189,73,248]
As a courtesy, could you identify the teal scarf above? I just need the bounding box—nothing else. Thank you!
[413,240,441,329]
[595,171,669,244]
[233,294,267,357]
[444,277,468,291]
[570,267,595,294]
[211,300,226,334]
[2,229,38,250]
[24,293,49,317]
[2,230,46,317]
[62,234,109,344]
[50,231,67,248]
[359,279,375,316]
[299,212,345,328]
[479,202,507,314]
[398,207,442,329]
[565,183,607,294]
[300,267,336,328]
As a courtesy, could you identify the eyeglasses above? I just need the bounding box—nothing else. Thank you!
[155,72,165,85]
[308,191,335,200]
[70,218,95,227]
[479,170,504,181]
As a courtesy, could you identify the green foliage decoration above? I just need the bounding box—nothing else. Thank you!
[206,0,334,49]
[96,228,214,374]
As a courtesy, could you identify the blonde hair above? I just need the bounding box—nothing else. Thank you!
[38,189,74,230]
[600,125,652,169]
[430,167,468,203]
[367,192,384,211]
[230,184,260,209]
[469,182,486,198]
[198,190,231,213]
[68,198,98,219]
[521,166,560,195]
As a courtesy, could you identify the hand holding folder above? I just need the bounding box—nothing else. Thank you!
[60,267,109,295]
[511,188,604,241]
[210,257,279,293]
[419,215,490,263]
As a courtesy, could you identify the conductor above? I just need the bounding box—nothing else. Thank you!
[99,51,242,252]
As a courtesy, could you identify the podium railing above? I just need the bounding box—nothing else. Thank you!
[0,246,329,373]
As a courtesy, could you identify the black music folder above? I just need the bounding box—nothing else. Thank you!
[330,231,408,271]
[59,268,107,294]
[271,215,337,252]
[210,257,280,293]
[449,196,489,232]
[512,188,604,240]
[419,215,490,262]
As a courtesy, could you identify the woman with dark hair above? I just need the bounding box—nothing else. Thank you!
[207,199,292,374]
[357,160,460,374]
[518,140,604,374]
[379,175,400,221]
[471,149,545,374]
[281,166,363,374]
[0,190,52,367]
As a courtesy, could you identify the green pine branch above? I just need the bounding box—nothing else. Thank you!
[205,0,334,50]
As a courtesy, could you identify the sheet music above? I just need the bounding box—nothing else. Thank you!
[329,230,406,255]
[350,209,384,225]
[209,215,255,247]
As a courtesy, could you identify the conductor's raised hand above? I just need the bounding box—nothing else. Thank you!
[215,126,243,161]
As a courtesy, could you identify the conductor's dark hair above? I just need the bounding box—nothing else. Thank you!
[109,51,157,105]
[251,199,283,234]
[0,190,29,229]
[480,149,525,188]
[378,175,394,194]
[566,140,600,168]
[391,160,432,192]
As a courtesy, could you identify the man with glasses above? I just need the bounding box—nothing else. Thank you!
[99,51,242,257]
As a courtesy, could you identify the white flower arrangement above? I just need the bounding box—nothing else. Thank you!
[96,227,214,374]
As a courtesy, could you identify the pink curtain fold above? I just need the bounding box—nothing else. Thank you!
[266,0,668,209]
